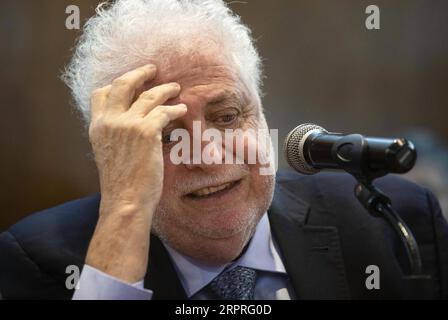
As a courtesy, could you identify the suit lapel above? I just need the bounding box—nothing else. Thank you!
[268,183,351,299]
[144,234,187,300]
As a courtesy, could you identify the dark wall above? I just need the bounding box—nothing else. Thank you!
[1,0,447,230]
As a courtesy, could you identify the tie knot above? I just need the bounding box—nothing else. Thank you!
[209,266,257,300]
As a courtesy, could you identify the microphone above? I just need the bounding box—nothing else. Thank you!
[284,123,417,177]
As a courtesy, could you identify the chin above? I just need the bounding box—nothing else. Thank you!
[193,205,261,238]
[172,224,258,266]
[152,205,263,265]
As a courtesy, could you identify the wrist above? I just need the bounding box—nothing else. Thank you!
[86,200,154,284]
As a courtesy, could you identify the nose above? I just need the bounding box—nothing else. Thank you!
[183,121,226,170]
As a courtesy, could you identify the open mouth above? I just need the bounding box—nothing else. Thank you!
[186,179,241,199]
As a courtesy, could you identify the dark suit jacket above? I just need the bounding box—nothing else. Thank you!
[0,171,447,300]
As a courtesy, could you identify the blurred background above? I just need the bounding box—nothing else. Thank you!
[1,0,447,231]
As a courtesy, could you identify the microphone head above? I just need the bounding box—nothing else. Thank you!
[284,123,328,175]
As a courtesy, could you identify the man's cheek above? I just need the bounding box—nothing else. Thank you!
[238,128,277,176]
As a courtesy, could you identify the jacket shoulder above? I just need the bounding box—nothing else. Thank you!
[275,170,436,225]
[8,194,101,260]
[0,195,100,299]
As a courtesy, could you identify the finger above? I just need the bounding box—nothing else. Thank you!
[130,82,181,116]
[90,85,112,123]
[145,104,188,131]
[107,64,157,114]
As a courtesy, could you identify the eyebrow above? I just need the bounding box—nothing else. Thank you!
[206,90,246,107]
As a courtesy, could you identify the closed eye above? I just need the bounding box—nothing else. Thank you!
[216,113,238,125]
[162,128,176,145]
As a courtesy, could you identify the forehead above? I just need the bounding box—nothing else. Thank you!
[155,53,246,102]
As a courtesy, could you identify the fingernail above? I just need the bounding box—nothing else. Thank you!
[145,64,156,70]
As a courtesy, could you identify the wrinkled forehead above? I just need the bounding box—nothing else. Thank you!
[155,51,235,84]
[148,48,255,103]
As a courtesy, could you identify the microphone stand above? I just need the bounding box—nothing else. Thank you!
[354,181,423,275]
[331,134,433,298]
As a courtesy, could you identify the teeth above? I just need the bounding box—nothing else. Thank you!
[191,182,233,197]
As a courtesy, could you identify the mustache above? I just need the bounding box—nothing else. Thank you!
[173,165,250,195]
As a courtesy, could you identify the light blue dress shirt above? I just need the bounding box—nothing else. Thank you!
[73,214,294,300]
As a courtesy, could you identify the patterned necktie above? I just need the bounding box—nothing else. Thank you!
[209,266,257,300]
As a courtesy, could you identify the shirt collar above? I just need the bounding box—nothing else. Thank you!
[162,213,287,298]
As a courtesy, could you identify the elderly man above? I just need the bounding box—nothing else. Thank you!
[0,0,447,300]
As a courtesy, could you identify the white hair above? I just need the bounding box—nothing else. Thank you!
[61,0,263,125]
